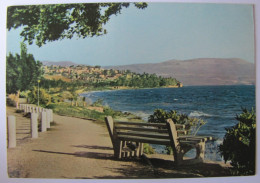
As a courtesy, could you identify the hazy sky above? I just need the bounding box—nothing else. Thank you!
[6,3,255,66]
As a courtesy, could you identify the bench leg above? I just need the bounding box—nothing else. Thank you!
[114,140,123,159]
[195,142,206,160]
[125,141,130,158]
[122,141,127,158]
[134,142,143,157]
[134,142,139,157]
[172,145,185,165]
[139,143,144,157]
[174,152,185,165]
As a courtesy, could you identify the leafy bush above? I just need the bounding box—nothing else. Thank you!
[143,143,155,154]
[148,109,206,135]
[19,90,30,98]
[28,87,52,107]
[103,107,122,117]
[219,108,256,175]
[148,109,206,154]
[92,99,104,107]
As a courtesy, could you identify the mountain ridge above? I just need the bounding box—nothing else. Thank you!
[41,61,78,67]
[105,58,255,86]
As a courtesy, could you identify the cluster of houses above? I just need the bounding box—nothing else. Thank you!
[43,65,126,81]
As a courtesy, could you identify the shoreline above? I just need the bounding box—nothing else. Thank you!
[80,84,255,96]
[80,85,183,95]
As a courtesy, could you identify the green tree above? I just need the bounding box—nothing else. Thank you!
[219,108,256,175]
[7,3,147,47]
[6,43,43,94]
[6,53,19,93]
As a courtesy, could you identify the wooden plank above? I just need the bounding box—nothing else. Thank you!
[166,119,180,165]
[179,139,202,143]
[115,121,167,128]
[177,130,188,135]
[105,116,116,147]
[115,121,185,129]
[178,135,213,141]
[117,135,171,145]
[117,131,170,139]
[178,137,205,142]
[115,126,169,133]
[179,140,199,145]
[175,124,186,129]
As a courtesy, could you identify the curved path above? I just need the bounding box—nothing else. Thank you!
[7,107,154,178]
[7,107,231,179]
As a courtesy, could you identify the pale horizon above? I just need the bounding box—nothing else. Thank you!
[40,57,254,67]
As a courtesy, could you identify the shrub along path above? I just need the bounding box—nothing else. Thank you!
[7,107,231,179]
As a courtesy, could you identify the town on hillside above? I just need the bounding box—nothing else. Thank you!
[42,64,183,88]
[43,64,124,82]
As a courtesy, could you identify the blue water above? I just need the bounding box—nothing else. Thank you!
[82,85,255,161]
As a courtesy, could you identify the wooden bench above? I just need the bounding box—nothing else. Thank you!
[105,116,213,165]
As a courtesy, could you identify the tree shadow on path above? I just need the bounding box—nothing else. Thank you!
[32,149,231,178]
[32,149,114,160]
[72,145,113,151]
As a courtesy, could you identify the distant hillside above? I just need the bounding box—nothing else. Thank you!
[106,58,255,86]
[41,61,78,67]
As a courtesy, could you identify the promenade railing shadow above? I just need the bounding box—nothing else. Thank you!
[32,149,114,160]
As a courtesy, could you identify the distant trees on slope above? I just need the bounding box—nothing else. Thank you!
[91,72,181,88]
[115,73,180,88]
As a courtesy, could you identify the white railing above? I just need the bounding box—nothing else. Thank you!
[7,104,54,148]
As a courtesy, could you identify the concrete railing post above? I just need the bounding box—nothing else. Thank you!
[50,109,53,122]
[7,115,16,148]
[46,110,51,129]
[24,105,27,113]
[31,112,38,138]
[41,111,47,132]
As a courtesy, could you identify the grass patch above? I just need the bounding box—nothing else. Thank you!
[47,103,127,124]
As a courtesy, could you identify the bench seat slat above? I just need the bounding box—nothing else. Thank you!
[178,135,213,141]
[115,122,167,128]
[115,126,169,133]
[117,131,170,139]
[118,135,171,145]
[177,130,188,135]
[179,140,200,145]
[115,121,185,129]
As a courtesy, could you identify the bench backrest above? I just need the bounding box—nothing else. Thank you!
[105,116,187,149]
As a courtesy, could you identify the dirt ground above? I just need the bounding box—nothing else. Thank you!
[6,106,232,179]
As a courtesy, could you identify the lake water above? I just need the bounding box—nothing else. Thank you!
[82,85,255,161]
